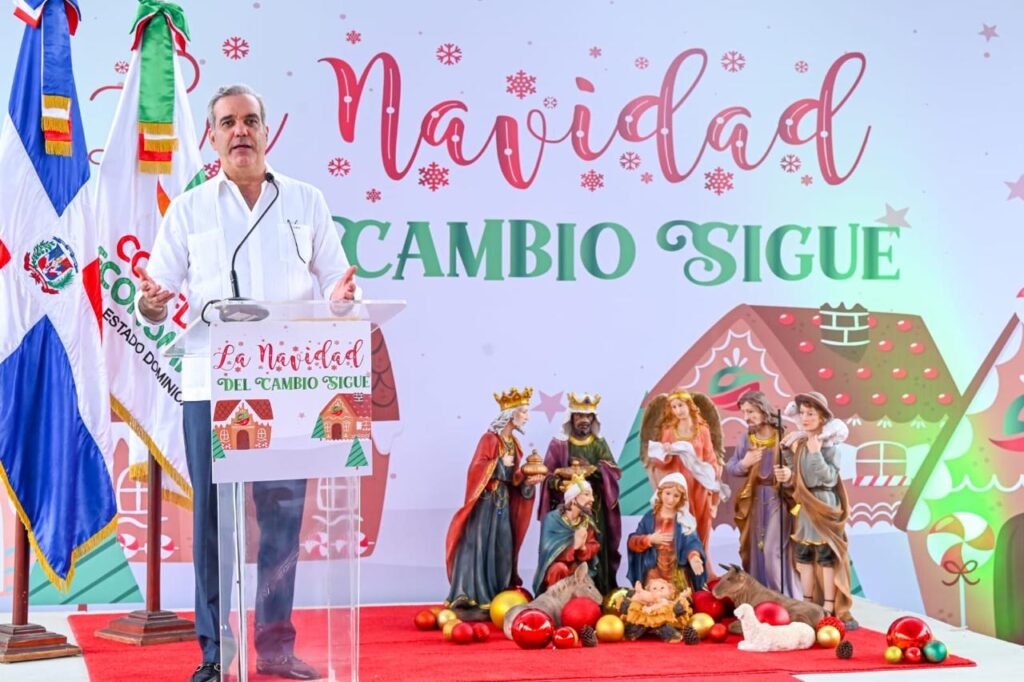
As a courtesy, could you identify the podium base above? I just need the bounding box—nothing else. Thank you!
[95,610,195,646]
[0,623,82,663]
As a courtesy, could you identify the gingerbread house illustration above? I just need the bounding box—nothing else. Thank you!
[213,399,274,450]
[313,393,372,441]
[895,308,1024,643]
[618,303,964,533]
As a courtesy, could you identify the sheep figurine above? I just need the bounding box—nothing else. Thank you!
[733,603,816,652]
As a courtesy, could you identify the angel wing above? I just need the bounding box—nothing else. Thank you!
[638,393,669,478]
[691,392,725,465]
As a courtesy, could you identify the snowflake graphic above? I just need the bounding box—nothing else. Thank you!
[580,169,604,192]
[704,167,734,195]
[346,30,362,44]
[436,43,462,66]
[720,51,746,73]
[794,60,809,73]
[640,172,654,184]
[204,160,221,179]
[780,154,801,173]
[543,96,558,109]
[327,157,351,177]
[635,56,650,70]
[506,70,537,99]
[222,36,250,60]
[418,162,450,191]
[800,174,814,186]
[619,151,641,171]
[589,46,602,58]
[366,188,382,203]
[114,60,129,74]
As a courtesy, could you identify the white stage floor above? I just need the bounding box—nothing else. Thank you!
[2,597,1022,681]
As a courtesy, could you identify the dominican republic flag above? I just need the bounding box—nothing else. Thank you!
[96,0,203,510]
[0,0,118,590]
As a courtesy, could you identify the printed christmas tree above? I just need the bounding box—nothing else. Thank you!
[29,534,142,605]
[211,429,225,459]
[617,401,655,515]
[346,438,368,468]
[311,415,325,439]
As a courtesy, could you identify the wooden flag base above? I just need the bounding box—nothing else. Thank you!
[0,623,81,663]
[95,609,195,645]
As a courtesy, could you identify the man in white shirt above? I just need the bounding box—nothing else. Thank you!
[139,84,355,682]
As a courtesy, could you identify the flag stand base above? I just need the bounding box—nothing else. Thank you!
[0,623,81,663]
[95,609,195,645]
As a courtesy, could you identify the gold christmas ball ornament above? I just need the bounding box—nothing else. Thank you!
[595,614,625,642]
[436,609,459,628]
[690,612,715,639]
[816,625,842,649]
[442,619,461,641]
[884,645,904,664]
[602,587,630,615]
[489,590,529,628]
[521,450,549,478]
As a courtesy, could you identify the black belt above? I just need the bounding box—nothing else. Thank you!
[806,486,834,493]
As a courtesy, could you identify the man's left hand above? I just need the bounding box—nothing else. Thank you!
[331,266,357,301]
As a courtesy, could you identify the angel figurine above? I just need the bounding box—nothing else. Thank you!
[640,389,728,576]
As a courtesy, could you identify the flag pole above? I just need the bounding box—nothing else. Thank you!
[0,518,81,662]
[96,453,195,645]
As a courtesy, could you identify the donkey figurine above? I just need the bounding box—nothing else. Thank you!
[502,563,602,639]
[712,563,827,635]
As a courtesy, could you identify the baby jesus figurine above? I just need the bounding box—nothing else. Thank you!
[620,577,694,643]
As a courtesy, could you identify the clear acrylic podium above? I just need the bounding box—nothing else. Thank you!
[172,299,404,682]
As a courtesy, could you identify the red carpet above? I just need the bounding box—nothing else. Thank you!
[68,605,975,681]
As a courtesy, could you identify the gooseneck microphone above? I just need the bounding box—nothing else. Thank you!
[229,171,279,299]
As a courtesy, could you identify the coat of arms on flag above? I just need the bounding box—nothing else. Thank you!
[23,236,79,294]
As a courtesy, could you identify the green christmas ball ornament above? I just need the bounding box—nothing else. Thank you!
[922,639,948,663]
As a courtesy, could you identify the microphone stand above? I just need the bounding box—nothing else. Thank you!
[223,171,280,322]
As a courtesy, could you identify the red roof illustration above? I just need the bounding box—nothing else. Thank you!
[213,399,274,422]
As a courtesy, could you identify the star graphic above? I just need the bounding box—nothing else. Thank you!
[979,24,998,42]
[532,390,565,423]
[1006,175,1024,201]
[876,203,911,228]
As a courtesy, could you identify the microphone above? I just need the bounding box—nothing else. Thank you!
[229,171,279,299]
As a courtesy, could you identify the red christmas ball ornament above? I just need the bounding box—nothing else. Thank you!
[693,590,725,622]
[708,623,729,643]
[552,626,579,649]
[511,608,555,649]
[816,615,846,640]
[451,622,476,645]
[512,586,534,602]
[904,646,923,663]
[706,579,735,615]
[472,622,491,642]
[753,601,791,626]
[560,597,602,632]
[886,616,932,651]
[413,609,438,630]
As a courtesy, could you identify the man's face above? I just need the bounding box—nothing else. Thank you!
[572,412,595,436]
[512,406,530,430]
[209,93,268,174]
[799,403,824,433]
[571,488,594,513]
[739,402,766,429]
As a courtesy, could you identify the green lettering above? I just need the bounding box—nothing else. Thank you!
[394,222,444,280]
[509,220,551,277]
[765,224,812,281]
[580,223,635,280]
[819,225,858,280]
[333,217,392,278]
[447,219,504,279]
[864,226,900,280]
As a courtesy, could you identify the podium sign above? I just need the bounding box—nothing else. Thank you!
[209,316,373,483]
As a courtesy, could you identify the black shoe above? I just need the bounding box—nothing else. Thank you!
[189,662,221,682]
[256,655,320,680]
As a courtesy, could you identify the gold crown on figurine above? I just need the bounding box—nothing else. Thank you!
[567,392,601,413]
[494,386,534,410]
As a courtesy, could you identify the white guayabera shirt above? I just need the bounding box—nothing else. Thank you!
[142,166,354,401]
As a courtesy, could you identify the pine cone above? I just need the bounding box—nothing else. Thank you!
[683,625,700,645]
[581,624,598,648]
[836,640,854,659]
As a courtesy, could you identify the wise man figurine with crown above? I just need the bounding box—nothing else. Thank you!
[444,387,545,620]
[539,392,622,595]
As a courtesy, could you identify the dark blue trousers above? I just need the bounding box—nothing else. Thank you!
[183,401,308,664]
